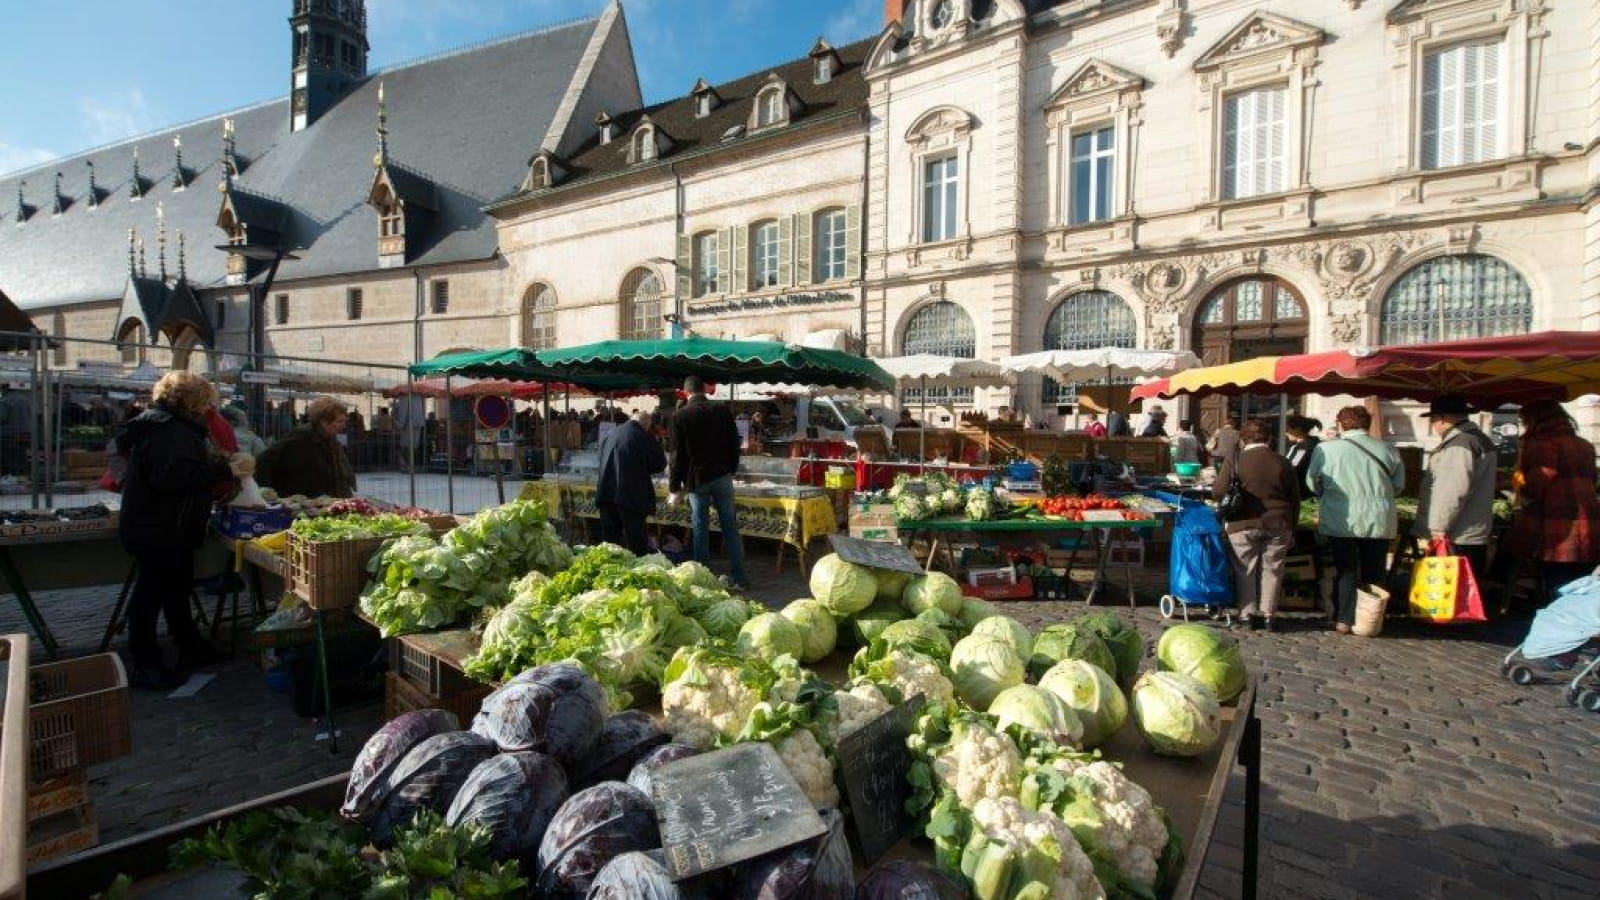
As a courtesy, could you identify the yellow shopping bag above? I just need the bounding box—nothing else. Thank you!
[1407,539,1488,623]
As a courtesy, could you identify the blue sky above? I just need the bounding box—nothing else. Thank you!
[0,0,885,176]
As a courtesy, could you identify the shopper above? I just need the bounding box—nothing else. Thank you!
[117,372,245,689]
[1207,417,1241,471]
[1171,419,1202,465]
[1081,412,1107,438]
[668,375,749,589]
[1284,415,1323,494]
[223,407,267,457]
[596,410,667,555]
[1138,405,1170,438]
[1308,406,1405,634]
[1215,418,1300,632]
[1414,394,1498,579]
[255,396,358,498]
[1506,398,1600,603]
[1106,409,1132,437]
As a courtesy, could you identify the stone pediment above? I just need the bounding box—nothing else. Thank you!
[905,106,976,146]
[1194,12,1325,71]
[1045,59,1145,108]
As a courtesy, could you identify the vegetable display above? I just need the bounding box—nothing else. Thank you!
[1130,671,1222,758]
[1155,624,1247,703]
[1029,625,1117,682]
[810,553,879,616]
[949,634,1027,711]
[289,513,431,543]
[1036,660,1127,749]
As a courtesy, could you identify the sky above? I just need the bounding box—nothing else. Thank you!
[0,0,886,177]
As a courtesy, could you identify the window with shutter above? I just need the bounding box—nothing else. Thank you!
[431,280,450,315]
[675,232,693,301]
[843,204,861,282]
[717,226,733,295]
[692,231,719,297]
[1422,41,1501,169]
[814,208,848,282]
[794,213,813,285]
[776,216,793,287]
[346,288,363,321]
[751,220,780,289]
[1222,87,1286,199]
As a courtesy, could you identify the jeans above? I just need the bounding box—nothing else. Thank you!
[687,474,747,585]
[128,548,202,668]
[1330,537,1390,626]
[1227,526,1293,618]
[599,502,650,556]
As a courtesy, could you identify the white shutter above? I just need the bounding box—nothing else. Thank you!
[1264,88,1286,194]
[1467,42,1501,164]
[1223,93,1246,199]
[843,204,861,281]
[675,232,692,302]
[731,225,748,291]
[795,212,813,285]
[777,215,793,287]
[1421,50,1442,169]
[716,227,732,295]
[1437,46,1463,167]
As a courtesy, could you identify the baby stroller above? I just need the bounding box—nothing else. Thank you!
[1501,572,1600,711]
[1156,495,1235,626]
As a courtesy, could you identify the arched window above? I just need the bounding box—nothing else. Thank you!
[635,128,656,162]
[1379,253,1532,345]
[1191,277,1309,434]
[1041,290,1137,404]
[50,312,66,366]
[901,300,976,406]
[756,88,784,128]
[522,283,557,350]
[618,268,662,340]
[117,320,146,366]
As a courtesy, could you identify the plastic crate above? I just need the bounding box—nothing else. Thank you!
[1032,574,1070,600]
[286,533,390,610]
[384,672,490,726]
[29,654,131,781]
[960,576,1035,601]
[389,637,479,700]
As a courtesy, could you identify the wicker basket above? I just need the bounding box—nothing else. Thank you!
[286,534,391,611]
[383,672,490,726]
[29,654,131,781]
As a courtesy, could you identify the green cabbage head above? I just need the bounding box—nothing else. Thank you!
[878,617,952,662]
[699,597,756,641]
[1131,670,1222,757]
[1156,624,1248,703]
[1029,623,1116,681]
[780,598,838,663]
[1077,611,1145,685]
[810,554,878,616]
[851,600,907,646]
[873,568,913,605]
[968,615,1032,659]
[901,572,962,617]
[949,633,1025,710]
[737,612,804,663]
[988,683,1083,748]
[1037,659,1127,747]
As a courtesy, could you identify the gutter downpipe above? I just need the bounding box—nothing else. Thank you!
[671,162,685,340]
[411,267,424,506]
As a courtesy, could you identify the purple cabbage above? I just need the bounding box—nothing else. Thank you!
[341,709,459,823]
[730,809,854,900]
[571,711,671,791]
[535,782,660,900]
[368,730,496,847]
[587,850,717,900]
[473,665,607,767]
[624,743,700,798]
[445,751,569,865]
[854,860,968,900]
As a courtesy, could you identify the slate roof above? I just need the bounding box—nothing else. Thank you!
[0,287,42,350]
[507,36,873,200]
[0,15,604,311]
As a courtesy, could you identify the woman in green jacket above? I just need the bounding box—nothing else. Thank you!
[1307,406,1406,633]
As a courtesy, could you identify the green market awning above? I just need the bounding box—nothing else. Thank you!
[407,347,651,393]
[535,337,895,392]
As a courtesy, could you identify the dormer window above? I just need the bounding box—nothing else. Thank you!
[634,127,656,162]
[815,57,834,84]
[691,78,721,118]
[529,158,550,189]
[755,87,786,129]
[697,93,714,117]
[809,38,841,85]
[596,112,615,145]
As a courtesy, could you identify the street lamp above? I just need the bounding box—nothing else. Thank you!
[646,256,684,339]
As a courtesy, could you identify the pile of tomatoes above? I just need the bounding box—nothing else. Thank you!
[1032,494,1127,520]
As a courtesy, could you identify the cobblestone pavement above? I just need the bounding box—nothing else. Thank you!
[4,549,1597,898]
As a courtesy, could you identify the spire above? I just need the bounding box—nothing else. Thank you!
[14,180,24,222]
[51,172,65,215]
[177,229,187,282]
[130,145,144,200]
[156,202,168,282]
[86,161,99,209]
[137,235,147,278]
[373,79,389,168]
[222,117,238,184]
[127,228,137,275]
[172,134,187,190]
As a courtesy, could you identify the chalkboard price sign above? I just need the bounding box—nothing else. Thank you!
[828,533,923,575]
[835,695,927,864]
[651,743,827,881]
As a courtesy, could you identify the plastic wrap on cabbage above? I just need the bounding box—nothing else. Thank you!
[855,859,968,900]
[341,709,459,823]
[444,750,569,864]
[625,743,701,798]
[571,711,671,791]
[729,808,854,900]
[534,783,661,900]
[472,664,608,767]
[368,731,497,847]
[587,850,717,900]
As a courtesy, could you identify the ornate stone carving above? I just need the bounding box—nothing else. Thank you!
[1227,22,1283,54]
[1156,11,1187,59]
[1070,67,1113,96]
[1148,324,1177,350]
[1329,313,1364,346]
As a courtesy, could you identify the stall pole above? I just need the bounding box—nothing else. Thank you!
[1276,393,1288,455]
[29,337,42,509]
[406,374,417,507]
[919,374,927,472]
[41,358,55,508]
[445,375,455,514]
[542,385,552,476]
[52,367,68,504]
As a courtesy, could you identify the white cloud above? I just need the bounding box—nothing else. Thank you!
[825,0,882,43]
[0,140,57,179]
[78,88,158,148]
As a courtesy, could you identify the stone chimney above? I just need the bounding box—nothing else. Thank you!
[885,0,909,25]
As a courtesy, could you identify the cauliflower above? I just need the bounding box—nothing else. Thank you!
[861,648,955,709]
[826,682,892,745]
[773,728,839,810]
[966,797,1106,900]
[660,650,763,750]
[1023,758,1169,891]
[931,718,1022,807]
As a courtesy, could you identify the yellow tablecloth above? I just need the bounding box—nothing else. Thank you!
[520,481,835,550]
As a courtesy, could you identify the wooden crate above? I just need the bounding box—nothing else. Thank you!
[29,654,131,781]
[286,534,390,611]
[383,672,491,726]
[27,801,97,864]
[27,770,89,823]
[389,637,480,700]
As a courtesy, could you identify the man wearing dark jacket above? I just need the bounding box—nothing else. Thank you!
[669,376,749,588]
[596,410,667,555]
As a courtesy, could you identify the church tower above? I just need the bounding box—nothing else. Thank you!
[289,0,369,132]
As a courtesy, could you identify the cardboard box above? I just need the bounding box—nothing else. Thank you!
[848,502,896,542]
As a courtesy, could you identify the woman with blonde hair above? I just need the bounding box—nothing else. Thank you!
[117,371,246,688]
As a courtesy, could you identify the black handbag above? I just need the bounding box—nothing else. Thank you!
[1216,469,1247,521]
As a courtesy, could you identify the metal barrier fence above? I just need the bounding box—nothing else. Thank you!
[0,332,604,518]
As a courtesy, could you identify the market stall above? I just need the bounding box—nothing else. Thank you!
[0,508,123,658]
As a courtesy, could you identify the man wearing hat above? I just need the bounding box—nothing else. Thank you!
[1414,394,1499,577]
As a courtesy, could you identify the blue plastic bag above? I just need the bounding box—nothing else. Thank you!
[1169,501,1233,607]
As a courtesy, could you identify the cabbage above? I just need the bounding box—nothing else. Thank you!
[810,554,878,616]
[1029,623,1116,681]
[535,783,661,898]
[958,597,999,630]
[964,490,996,521]
[699,597,756,641]
[851,600,907,645]
[671,560,723,591]
[968,615,1032,658]
[940,488,963,513]
[987,683,1083,748]
[1156,624,1248,703]
[873,569,913,605]
[948,633,1025,710]
[1131,671,1221,757]
[1077,612,1145,685]
[902,572,961,616]
[913,608,964,645]
[855,859,967,899]
[1037,659,1127,748]
[737,612,805,662]
[781,598,838,663]
[878,618,951,662]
